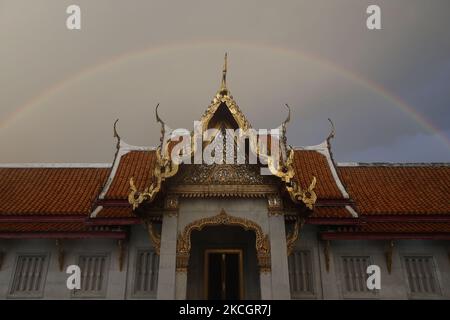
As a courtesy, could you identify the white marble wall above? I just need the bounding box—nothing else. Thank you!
[0,225,155,300]
[290,225,450,300]
[174,198,291,300]
[177,198,270,234]
[0,222,448,299]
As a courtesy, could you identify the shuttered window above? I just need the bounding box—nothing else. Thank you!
[9,254,48,297]
[133,249,159,297]
[288,250,314,297]
[340,256,376,298]
[404,256,440,297]
[73,254,109,297]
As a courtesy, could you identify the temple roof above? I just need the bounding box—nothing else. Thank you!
[338,164,450,215]
[292,149,347,200]
[0,56,449,239]
[1,147,448,237]
[102,150,157,200]
[0,166,109,216]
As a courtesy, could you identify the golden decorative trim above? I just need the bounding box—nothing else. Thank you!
[55,239,64,272]
[385,240,394,274]
[284,150,317,209]
[176,253,189,273]
[128,57,317,212]
[286,218,305,256]
[176,209,271,273]
[170,184,278,198]
[267,194,283,216]
[128,102,181,211]
[200,94,251,132]
[165,194,179,210]
[118,239,126,272]
[128,144,179,210]
[266,149,317,210]
[323,240,331,273]
[200,54,251,132]
[146,222,161,255]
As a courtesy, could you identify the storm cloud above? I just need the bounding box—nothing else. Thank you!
[0,0,449,163]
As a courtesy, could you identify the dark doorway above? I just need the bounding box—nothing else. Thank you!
[205,249,243,300]
[187,226,261,299]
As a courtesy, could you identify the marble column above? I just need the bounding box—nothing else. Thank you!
[175,270,188,299]
[259,271,273,299]
[268,214,291,299]
[156,213,178,299]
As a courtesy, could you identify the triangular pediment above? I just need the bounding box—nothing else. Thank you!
[199,90,251,132]
[165,163,280,197]
[198,54,251,132]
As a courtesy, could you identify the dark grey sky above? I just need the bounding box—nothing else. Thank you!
[1,0,449,163]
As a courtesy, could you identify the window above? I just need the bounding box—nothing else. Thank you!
[403,256,440,298]
[340,256,376,298]
[72,254,109,298]
[288,250,314,298]
[133,249,159,297]
[9,254,49,298]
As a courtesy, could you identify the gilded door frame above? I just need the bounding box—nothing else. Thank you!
[176,209,271,273]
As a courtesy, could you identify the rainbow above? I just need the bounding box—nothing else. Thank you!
[1,40,449,150]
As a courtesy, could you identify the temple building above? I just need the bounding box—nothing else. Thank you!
[0,57,449,300]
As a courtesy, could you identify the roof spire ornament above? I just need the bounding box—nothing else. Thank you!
[155,103,165,151]
[281,104,291,161]
[113,119,121,150]
[326,118,335,145]
[219,53,228,95]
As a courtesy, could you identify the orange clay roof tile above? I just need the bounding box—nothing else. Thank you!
[0,168,109,215]
[338,165,450,215]
[96,207,135,218]
[292,150,345,200]
[105,151,157,200]
[310,207,354,218]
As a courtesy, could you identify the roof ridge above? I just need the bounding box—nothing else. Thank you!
[0,163,112,168]
[337,162,450,167]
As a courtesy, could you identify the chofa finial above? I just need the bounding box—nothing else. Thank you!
[155,103,165,150]
[113,119,120,149]
[283,104,291,127]
[219,53,228,94]
[281,104,291,161]
[327,118,335,144]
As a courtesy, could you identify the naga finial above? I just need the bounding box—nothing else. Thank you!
[327,118,335,145]
[281,104,291,161]
[283,104,291,128]
[155,103,165,150]
[113,119,120,150]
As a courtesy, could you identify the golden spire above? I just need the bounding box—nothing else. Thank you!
[219,53,228,95]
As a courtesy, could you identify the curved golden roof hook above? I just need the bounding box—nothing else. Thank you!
[327,118,335,145]
[113,118,121,150]
[155,103,165,150]
[281,104,291,160]
[283,103,291,127]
